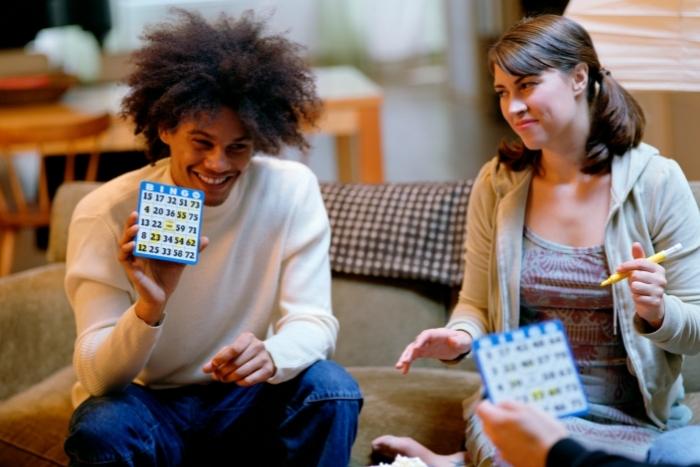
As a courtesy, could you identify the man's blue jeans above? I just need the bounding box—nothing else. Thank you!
[64,361,362,466]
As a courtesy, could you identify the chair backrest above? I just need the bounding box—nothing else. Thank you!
[0,49,50,77]
[0,112,110,228]
[0,113,110,275]
[48,181,103,263]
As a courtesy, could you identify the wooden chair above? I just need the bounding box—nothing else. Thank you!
[0,113,110,275]
[0,49,50,77]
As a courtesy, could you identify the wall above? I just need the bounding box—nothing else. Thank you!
[633,92,700,181]
[104,0,319,53]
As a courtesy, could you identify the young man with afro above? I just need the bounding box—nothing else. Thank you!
[63,10,362,466]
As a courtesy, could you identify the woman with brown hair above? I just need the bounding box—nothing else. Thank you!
[373,14,700,467]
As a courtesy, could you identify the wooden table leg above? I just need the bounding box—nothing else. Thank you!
[86,152,100,181]
[335,134,354,183]
[0,228,16,276]
[356,105,384,183]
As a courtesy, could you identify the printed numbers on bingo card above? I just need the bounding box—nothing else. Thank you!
[133,181,205,265]
[472,320,588,419]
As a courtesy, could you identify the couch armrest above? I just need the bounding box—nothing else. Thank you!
[0,264,75,401]
[684,353,700,394]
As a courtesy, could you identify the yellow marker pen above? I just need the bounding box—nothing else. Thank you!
[600,243,683,287]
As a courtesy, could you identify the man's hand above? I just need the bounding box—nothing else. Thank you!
[203,332,276,386]
[118,211,208,325]
[476,400,568,467]
[395,328,472,374]
[617,242,667,330]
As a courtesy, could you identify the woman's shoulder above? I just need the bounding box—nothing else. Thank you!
[613,143,685,192]
[473,155,530,197]
[619,145,693,209]
[637,146,687,185]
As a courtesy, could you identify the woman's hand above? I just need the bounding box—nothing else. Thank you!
[616,242,667,330]
[203,332,276,386]
[118,211,208,325]
[395,328,473,374]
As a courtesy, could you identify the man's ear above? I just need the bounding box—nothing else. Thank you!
[158,127,172,145]
[571,62,589,96]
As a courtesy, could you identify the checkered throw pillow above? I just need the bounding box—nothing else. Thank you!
[319,180,473,286]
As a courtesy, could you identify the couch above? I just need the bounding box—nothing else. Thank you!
[1,179,700,467]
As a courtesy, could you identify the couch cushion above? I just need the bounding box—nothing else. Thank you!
[685,392,700,425]
[332,274,453,368]
[348,367,481,466]
[0,365,73,466]
[321,181,472,286]
[683,353,700,394]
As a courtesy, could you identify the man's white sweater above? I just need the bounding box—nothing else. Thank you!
[66,156,337,406]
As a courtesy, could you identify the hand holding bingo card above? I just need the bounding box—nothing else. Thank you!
[472,320,588,418]
[133,181,205,265]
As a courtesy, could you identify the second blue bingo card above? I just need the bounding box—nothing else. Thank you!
[472,320,588,418]
[133,181,205,265]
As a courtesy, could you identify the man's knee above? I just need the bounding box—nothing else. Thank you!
[70,394,149,437]
[275,362,361,466]
[65,392,159,465]
[295,360,362,403]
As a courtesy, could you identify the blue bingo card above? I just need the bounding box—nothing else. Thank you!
[133,181,205,265]
[473,320,588,418]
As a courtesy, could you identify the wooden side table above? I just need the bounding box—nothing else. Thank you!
[314,66,384,183]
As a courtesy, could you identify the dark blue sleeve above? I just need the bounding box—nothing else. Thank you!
[547,438,700,467]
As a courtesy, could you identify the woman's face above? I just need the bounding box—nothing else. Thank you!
[159,106,254,207]
[493,65,587,152]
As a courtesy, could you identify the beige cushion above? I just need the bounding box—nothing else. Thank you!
[332,274,453,368]
[349,367,480,466]
[0,366,73,466]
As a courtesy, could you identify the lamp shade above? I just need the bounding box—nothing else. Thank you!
[566,0,700,92]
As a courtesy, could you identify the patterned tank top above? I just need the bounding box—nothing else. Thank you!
[520,227,644,409]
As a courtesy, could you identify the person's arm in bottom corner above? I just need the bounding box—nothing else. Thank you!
[548,437,647,467]
[476,400,698,467]
[548,437,700,467]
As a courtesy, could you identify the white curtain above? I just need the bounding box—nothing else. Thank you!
[566,0,700,92]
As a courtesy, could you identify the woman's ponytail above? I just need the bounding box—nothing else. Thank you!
[583,68,645,174]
